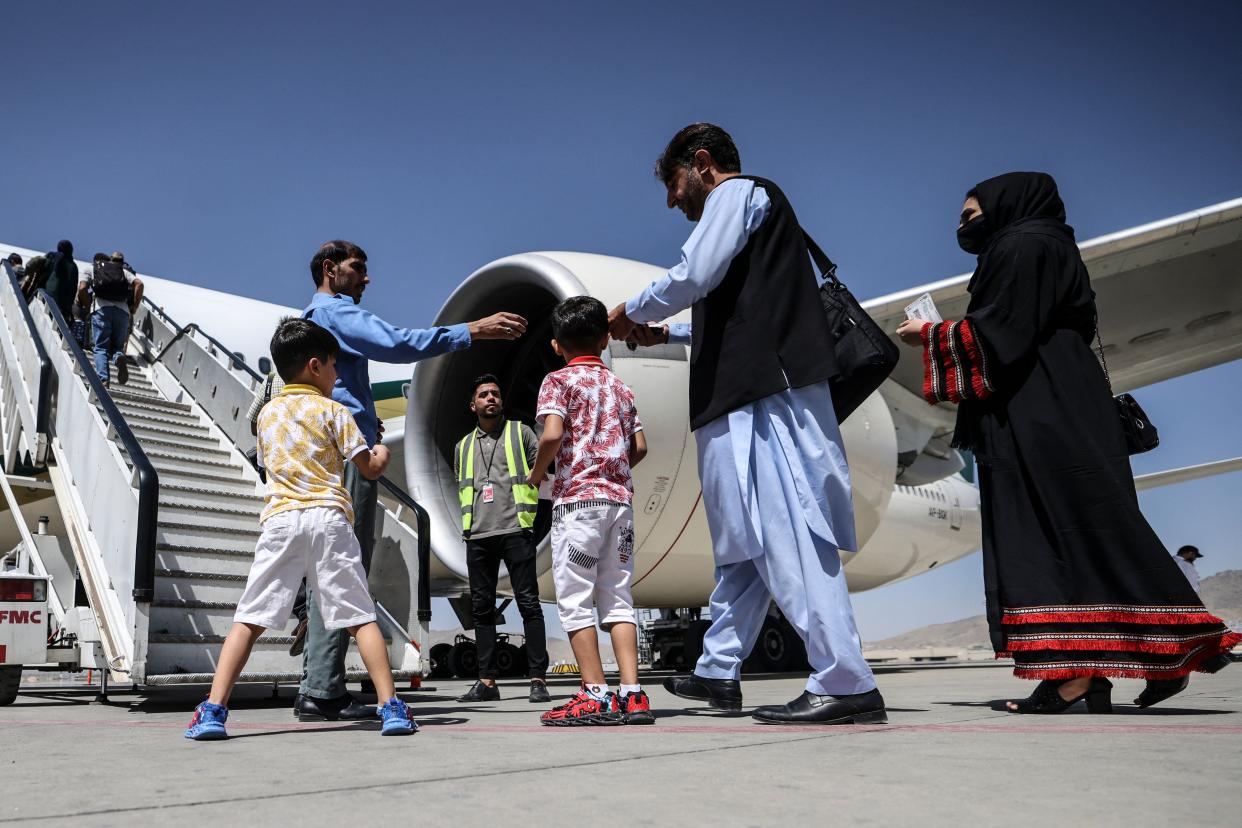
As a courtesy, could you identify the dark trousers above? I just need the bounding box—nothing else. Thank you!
[467,532,549,680]
[299,464,377,699]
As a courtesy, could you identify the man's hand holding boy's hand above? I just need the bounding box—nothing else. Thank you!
[526,468,545,488]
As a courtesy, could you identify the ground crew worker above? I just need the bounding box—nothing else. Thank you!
[454,374,550,703]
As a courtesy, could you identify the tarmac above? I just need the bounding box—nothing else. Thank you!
[3,663,1240,827]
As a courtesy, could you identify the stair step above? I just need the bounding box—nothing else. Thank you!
[161,482,263,503]
[145,451,244,477]
[150,603,257,637]
[160,501,261,532]
[146,636,296,677]
[111,391,193,413]
[108,384,163,401]
[144,640,392,681]
[152,466,259,494]
[130,436,233,460]
[158,473,261,497]
[154,568,247,603]
[129,424,213,444]
[156,545,253,578]
[132,425,220,450]
[143,668,407,686]
[110,381,160,396]
[115,406,204,429]
[159,520,260,538]
[157,525,258,555]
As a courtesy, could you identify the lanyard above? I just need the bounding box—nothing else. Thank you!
[477,424,504,483]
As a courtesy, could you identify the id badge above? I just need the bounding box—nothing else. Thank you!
[481,484,495,504]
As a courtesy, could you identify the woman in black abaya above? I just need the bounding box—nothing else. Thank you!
[896,172,1237,713]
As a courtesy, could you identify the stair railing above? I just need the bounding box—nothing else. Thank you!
[130,299,262,452]
[378,476,432,627]
[30,290,160,679]
[0,262,54,470]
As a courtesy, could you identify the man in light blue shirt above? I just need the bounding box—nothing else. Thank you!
[610,124,882,725]
[295,239,528,721]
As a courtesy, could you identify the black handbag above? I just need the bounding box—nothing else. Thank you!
[1094,326,1159,455]
[803,231,900,422]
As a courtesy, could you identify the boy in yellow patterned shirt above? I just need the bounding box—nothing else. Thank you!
[185,319,415,739]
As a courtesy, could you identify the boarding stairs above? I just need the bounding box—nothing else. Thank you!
[0,259,430,688]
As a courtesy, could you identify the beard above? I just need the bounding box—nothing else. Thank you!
[683,169,709,221]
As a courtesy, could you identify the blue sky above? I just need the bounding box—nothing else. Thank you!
[4,2,1240,640]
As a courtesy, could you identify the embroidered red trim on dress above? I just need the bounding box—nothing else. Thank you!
[938,323,959,404]
[1006,637,1222,654]
[957,320,992,399]
[1006,631,1241,681]
[920,323,937,404]
[1002,606,1220,626]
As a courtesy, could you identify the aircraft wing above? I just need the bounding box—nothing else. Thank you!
[864,196,1242,402]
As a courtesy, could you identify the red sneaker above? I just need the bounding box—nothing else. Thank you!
[540,689,623,727]
[620,690,654,725]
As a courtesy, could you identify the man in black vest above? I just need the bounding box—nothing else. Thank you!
[452,374,550,703]
[609,123,884,725]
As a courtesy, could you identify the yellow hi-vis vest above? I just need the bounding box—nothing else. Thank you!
[456,420,538,536]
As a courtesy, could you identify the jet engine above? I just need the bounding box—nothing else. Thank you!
[406,252,897,607]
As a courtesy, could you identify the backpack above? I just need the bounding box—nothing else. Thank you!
[92,258,131,301]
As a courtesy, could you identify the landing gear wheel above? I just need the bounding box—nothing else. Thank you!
[495,643,516,677]
[428,643,453,679]
[746,617,804,673]
[0,666,21,706]
[448,641,479,678]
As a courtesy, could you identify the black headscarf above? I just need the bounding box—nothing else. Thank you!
[966,172,1075,278]
[962,171,1095,374]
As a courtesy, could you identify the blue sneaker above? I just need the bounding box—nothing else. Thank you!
[185,701,229,740]
[379,697,418,736]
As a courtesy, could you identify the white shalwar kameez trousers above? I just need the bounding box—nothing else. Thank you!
[626,177,877,697]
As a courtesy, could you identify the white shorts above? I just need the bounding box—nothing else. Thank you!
[234,506,377,631]
[550,501,636,632]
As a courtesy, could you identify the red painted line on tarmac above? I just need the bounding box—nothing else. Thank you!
[4,719,1242,735]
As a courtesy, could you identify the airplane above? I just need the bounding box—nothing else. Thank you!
[3,195,1240,670]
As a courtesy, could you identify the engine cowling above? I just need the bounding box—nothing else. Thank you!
[406,252,897,606]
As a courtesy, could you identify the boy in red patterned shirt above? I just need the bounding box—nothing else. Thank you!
[529,296,652,725]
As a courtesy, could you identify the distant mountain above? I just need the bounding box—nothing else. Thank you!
[867,569,1242,650]
[1200,569,1242,627]
[866,615,991,650]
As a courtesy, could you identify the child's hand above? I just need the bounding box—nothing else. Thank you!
[527,468,544,488]
[371,444,391,472]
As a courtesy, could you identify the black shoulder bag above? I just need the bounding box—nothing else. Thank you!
[1094,326,1159,455]
[803,231,900,422]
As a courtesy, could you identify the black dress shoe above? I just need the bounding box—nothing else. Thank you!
[457,680,501,702]
[752,688,887,725]
[664,674,742,711]
[528,680,551,703]
[294,692,379,721]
